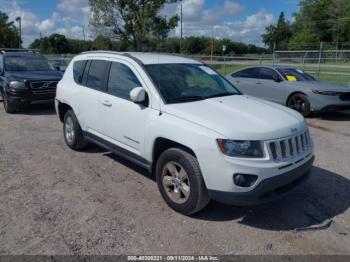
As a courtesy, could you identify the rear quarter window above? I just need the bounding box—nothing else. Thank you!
[73,60,87,84]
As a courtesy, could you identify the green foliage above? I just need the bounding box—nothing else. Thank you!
[262,0,350,49]
[92,35,113,50]
[262,12,292,50]
[0,10,20,48]
[89,0,179,51]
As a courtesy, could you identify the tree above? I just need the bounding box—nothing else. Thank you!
[89,0,179,51]
[262,12,292,50]
[48,34,69,53]
[92,35,113,50]
[0,10,20,48]
[283,0,350,47]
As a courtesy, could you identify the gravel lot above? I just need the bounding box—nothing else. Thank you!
[0,103,349,255]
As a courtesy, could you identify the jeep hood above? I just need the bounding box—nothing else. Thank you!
[163,95,307,140]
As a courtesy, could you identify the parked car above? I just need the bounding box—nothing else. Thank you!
[55,52,314,215]
[0,50,63,113]
[48,59,68,72]
[225,66,350,117]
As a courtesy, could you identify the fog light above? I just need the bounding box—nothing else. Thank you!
[233,174,258,187]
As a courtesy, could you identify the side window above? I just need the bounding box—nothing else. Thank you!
[81,60,91,85]
[258,68,280,81]
[0,55,3,72]
[232,68,259,79]
[86,60,109,91]
[107,62,142,101]
[73,60,87,84]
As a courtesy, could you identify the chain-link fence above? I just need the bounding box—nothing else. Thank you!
[44,49,350,87]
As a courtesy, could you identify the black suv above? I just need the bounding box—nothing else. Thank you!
[0,50,63,113]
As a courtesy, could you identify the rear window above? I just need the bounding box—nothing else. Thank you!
[73,60,87,83]
[276,68,315,81]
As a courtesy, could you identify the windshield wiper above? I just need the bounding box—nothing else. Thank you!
[205,93,237,99]
[168,96,205,103]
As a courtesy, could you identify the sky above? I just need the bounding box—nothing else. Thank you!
[0,0,300,47]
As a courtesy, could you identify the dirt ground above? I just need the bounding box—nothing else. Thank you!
[0,103,349,255]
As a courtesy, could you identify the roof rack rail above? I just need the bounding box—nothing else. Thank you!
[0,48,40,54]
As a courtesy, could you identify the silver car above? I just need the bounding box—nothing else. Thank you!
[225,66,350,116]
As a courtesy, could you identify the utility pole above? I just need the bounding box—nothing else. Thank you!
[16,16,22,49]
[272,42,276,66]
[82,26,86,41]
[318,42,323,80]
[180,0,183,53]
[211,27,214,64]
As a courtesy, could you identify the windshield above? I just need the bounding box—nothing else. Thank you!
[5,56,52,71]
[145,63,240,104]
[276,68,315,81]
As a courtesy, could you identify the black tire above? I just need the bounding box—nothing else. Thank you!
[287,93,311,117]
[3,93,17,114]
[156,148,210,215]
[63,109,88,150]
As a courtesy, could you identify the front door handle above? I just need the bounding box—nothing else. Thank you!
[102,101,112,107]
[256,82,262,85]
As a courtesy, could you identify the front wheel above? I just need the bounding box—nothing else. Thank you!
[3,93,17,114]
[63,109,88,150]
[287,93,311,117]
[156,148,209,215]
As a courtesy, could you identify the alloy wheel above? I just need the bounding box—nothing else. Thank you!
[289,97,306,113]
[161,161,190,204]
[65,116,75,144]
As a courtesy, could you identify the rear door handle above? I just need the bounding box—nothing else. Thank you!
[256,82,262,85]
[102,101,112,107]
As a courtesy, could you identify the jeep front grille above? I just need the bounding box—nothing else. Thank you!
[268,131,311,161]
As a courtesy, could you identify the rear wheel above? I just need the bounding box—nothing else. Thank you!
[287,93,311,117]
[156,148,209,215]
[3,93,17,114]
[63,109,87,150]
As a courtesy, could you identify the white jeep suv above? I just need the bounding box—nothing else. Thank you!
[55,52,314,215]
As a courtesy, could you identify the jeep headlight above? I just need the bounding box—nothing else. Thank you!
[217,139,264,158]
[9,81,27,91]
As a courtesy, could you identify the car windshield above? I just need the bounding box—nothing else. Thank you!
[276,68,315,81]
[145,63,240,104]
[5,56,52,71]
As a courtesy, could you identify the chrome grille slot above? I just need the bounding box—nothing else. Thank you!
[268,131,311,161]
[280,141,287,158]
[288,139,294,156]
[270,142,277,160]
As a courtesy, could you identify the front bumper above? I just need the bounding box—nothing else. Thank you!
[7,90,56,105]
[208,155,314,206]
[310,93,350,112]
[320,104,350,112]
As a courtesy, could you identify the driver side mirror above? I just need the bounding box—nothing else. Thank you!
[273,75,283,83]
[130,87,147,104]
